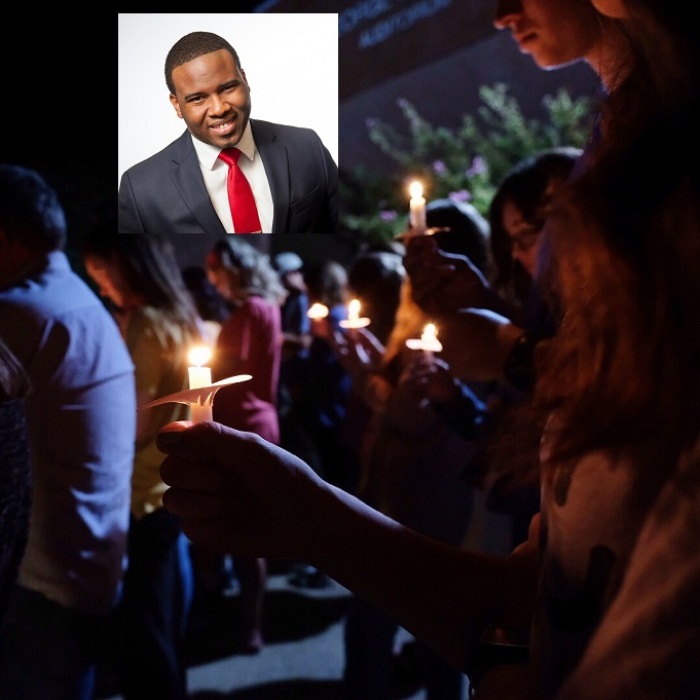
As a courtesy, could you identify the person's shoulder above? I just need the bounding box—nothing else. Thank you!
[120,130,192,179]
[129,306,183,346]
[242,294,280,324]
[0,252,63,305]
[246,294,278,312]
[251,119,320,142]
[130,306,161,331]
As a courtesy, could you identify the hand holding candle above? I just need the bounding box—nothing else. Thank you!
[339,298,370,330]
[139,345,252,425]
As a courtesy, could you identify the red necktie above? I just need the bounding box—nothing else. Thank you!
[218,147,262,233]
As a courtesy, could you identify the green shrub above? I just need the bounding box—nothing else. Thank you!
[339,83,595,243]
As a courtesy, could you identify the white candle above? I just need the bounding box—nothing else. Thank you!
[339,298,370,329]
[187,366,211,390]
[347,299,360,324]
[187,345,213,422]
[307,302,329,320]
[409,180,427,235]
[140,373,253,419]
[405,322,443,358]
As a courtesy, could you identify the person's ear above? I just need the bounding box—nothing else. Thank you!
[169,93,183,119]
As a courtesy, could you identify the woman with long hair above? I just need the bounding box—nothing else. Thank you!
[200,236,284,653]
[82,231,202,700]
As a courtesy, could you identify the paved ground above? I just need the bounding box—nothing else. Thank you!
[94,560,469,699]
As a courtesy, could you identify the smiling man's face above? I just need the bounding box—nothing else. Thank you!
[169,48,252,149]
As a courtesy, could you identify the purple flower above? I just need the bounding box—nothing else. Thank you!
[380,210,398,222]
[466,156,488,177]
[432,160,447,175]
[365,118,378,129]
[449,190,472,203]
[397,98,409,110]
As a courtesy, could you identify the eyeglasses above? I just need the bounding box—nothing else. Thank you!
[506,225,541,253]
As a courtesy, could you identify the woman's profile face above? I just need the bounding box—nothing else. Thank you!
[494,0,607,69]
[84,254,134,310]
[207,264,241,302]
[501,198,543,279]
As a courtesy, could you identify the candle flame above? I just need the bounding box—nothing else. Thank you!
[307,302,329,319]
[422,323,437,341]
[405,321,442,352]
[409,180,424,199]
[348,298,361,321]
[188,345,212,367]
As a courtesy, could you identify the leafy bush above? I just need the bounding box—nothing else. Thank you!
[339,83,595,243]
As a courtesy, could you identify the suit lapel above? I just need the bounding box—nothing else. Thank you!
[170,131,226,234]
[252,120,290,234]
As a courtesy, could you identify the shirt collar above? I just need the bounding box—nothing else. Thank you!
[191,121,257,171]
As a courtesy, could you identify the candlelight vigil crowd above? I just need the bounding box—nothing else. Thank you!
[2,0,700,698]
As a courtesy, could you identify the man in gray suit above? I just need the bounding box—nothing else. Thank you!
[118,31,338,234]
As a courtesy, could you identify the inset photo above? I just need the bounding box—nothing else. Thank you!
[118,12,338,234]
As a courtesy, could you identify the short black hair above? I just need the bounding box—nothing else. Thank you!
[0,165,66,251]
[165,31,242,95]
[488,146,581,300]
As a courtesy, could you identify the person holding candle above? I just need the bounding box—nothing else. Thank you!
[271,251,311,467]
[345,248,407,354]
[333,247,407,502]
[0,167,136,700]
[282,258,352,588]
[487,147,582,310]
[403,0,627,387]
[282,259,351,489]
[337,202,494,700]
[402,149,580,555]
[201,236,284,651]
[468,147,584,549]
[421,149,581,550]
[81,228,203,700]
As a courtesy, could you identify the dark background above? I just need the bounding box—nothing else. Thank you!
[1,13,117,245]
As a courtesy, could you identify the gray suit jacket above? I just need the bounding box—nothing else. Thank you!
[118,119,338,233]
